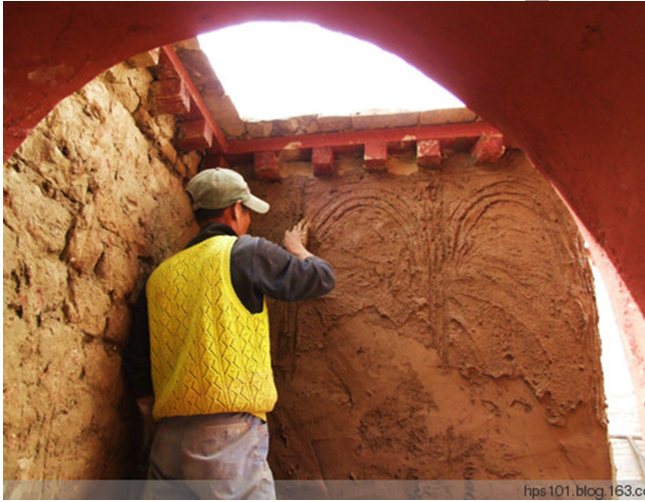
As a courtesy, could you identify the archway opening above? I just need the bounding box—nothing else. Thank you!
[3,7,640,494]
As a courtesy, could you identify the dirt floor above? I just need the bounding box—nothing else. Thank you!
[244,150,611,481]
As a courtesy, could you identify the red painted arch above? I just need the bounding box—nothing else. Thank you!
[4,3,645,343]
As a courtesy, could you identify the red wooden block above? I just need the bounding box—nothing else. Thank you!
[364,141,387,171]
[312,146,335,176]
[472,133,505,163]
[417,139,442,168]
[254,151,280,181]
[178,119,213,151]
[150,78,190,116]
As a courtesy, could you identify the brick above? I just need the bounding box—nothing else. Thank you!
[352,115,376,131]
[312,146,335,176]
[371,112,419,129]
[318,116,351,133]
[419,108,478,125]
[417,139,442,168]
[472,133,505,163]
[246,121,273,138]
[209,95,247,138]
[254,151,280,181]
[364,142,387,171]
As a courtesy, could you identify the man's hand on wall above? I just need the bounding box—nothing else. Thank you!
[283,220,314,260]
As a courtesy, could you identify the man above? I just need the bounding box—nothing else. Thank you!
[122,168,335,499]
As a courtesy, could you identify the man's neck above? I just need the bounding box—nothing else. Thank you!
[199,221,237,236]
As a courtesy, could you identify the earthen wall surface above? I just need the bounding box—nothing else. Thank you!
[6,7,645,427]
[3,59,611,484]
[3,62,200,481]
[243,151,612,481]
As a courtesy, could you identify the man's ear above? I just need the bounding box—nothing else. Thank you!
[232,201,243,221]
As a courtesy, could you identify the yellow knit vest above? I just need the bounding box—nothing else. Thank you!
[146,235,277,421]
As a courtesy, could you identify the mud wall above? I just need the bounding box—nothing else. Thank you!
[3,57,611,484]
[3,62,200,480]
[244,150,612,481]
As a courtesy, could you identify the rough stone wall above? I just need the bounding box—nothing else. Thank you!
[3,62,200,481]
[242,150,612,483]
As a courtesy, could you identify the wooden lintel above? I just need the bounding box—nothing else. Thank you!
[226,122,501,156]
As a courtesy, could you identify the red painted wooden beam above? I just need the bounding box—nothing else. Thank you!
[225,122,501,155]
[161,45,228,153]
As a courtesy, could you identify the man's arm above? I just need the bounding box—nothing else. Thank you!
[122,288,154,397]
[122,288,156,436]
[122,287,154,401]
[254,220,335,302]
[231,221,335,312]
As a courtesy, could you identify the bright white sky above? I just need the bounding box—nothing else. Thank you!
[197,22,465,122]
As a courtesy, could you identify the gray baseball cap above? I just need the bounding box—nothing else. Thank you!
[186,168,270,214]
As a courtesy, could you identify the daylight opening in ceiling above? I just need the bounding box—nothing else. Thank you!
[197,22,465,122]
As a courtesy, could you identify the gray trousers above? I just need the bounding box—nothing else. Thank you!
[144,413,276,500]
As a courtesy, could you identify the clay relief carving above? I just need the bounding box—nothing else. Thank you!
[254,152,607,481]
[441,175,601,424]
[309,184,430,326]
